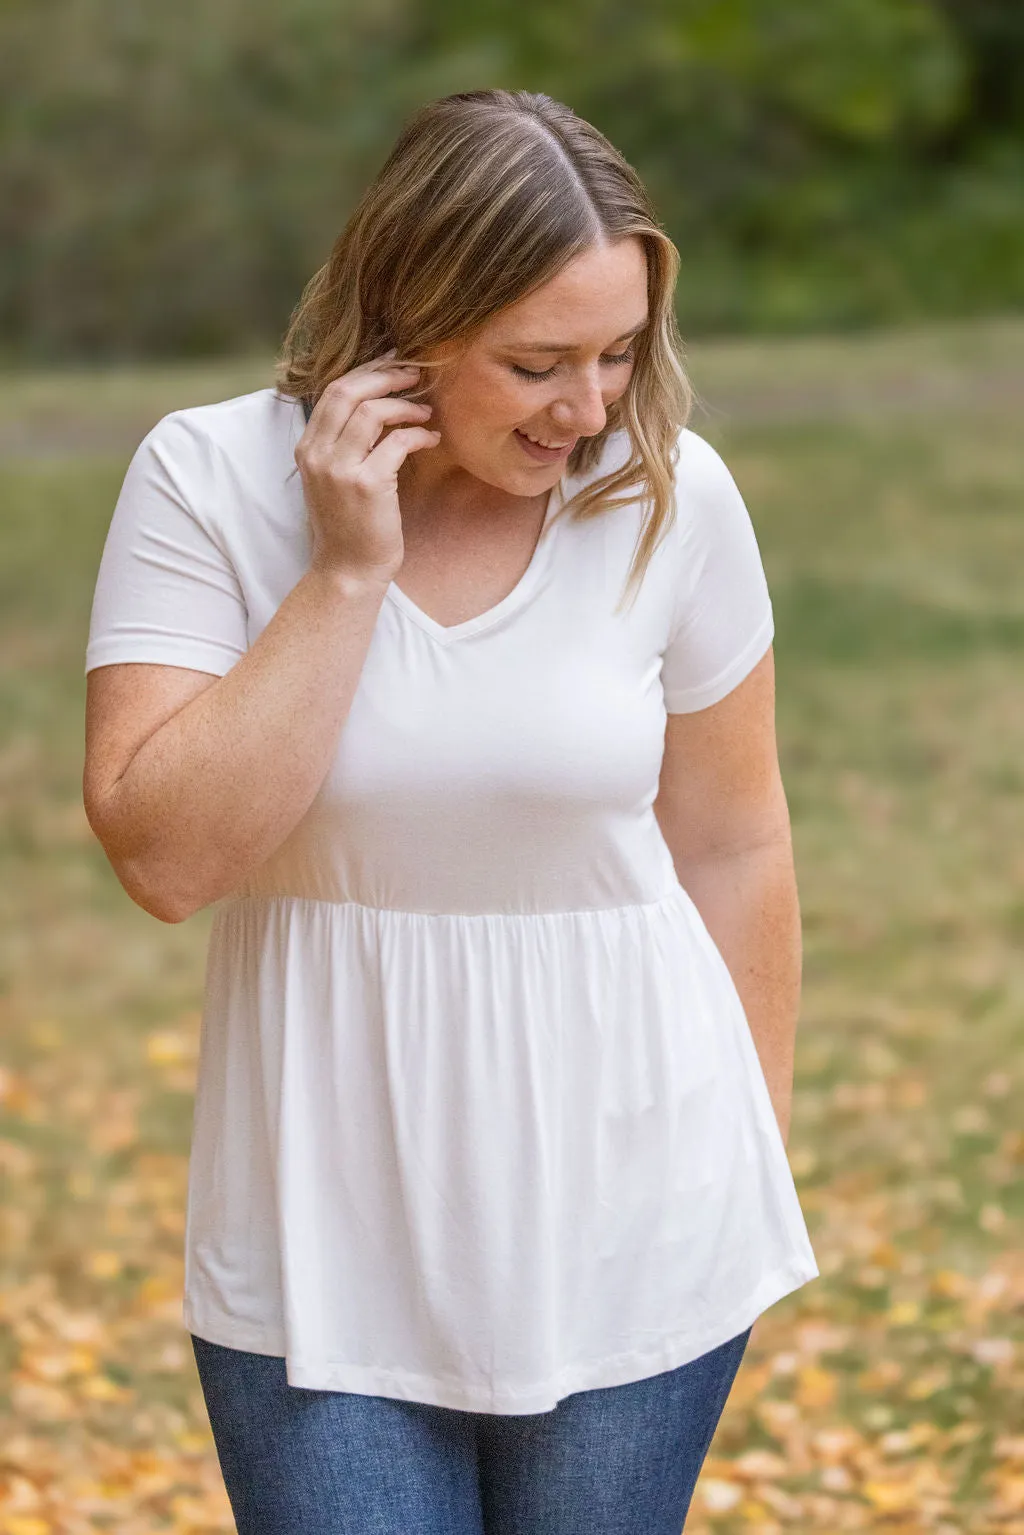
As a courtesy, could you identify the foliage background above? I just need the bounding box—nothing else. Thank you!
[2,4,1023,1531]
[1,0,1023,361]
[2,326,1024,1532]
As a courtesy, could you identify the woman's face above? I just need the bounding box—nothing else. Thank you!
[416,236,649,500]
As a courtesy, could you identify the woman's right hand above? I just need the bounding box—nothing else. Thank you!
[294,351,440,585]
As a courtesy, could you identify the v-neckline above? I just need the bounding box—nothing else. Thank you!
[294,394,566,646]
[384,476,566,645]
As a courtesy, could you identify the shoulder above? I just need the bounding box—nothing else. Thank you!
[145,384,293,446]
[673,428,742,505]
[139,387,296,472]
[131,388,300,523]
[669,428,758,559]
[571,424,738,508]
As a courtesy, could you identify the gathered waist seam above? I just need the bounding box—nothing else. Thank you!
[213,886,689,921]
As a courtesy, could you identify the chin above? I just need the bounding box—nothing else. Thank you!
[507,465,561,496]
[469,455,554,498]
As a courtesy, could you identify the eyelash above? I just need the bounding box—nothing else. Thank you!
[511,349,635,382]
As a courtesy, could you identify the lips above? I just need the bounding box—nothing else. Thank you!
[514,429,575,463]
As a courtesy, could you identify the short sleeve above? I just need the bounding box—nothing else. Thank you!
[660,431,774,713]
[84,412,249,677]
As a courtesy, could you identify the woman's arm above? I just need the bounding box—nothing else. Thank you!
[84,568,390,923]
[83,356,438,924]
[653,647,801,1144]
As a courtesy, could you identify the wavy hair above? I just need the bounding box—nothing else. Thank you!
[275,89,693,609]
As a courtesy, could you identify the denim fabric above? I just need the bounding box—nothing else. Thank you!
[191,1327,752,1534]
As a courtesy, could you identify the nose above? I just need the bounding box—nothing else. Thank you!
[551,367,608,438]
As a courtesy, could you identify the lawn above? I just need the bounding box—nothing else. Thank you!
[1,319,1023,1533]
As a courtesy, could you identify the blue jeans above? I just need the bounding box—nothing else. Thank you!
[191,1327,752,1534]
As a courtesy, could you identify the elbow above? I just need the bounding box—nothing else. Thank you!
[134,882,196,925]
[84,793,201,924]
[115,852,200,925]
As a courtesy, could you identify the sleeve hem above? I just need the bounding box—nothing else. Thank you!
[84,638,244,678]
[663,609,774,714]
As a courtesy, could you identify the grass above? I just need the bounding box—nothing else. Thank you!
[1,319,1023,1533]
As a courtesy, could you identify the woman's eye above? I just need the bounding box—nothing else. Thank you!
[511,350,635,383]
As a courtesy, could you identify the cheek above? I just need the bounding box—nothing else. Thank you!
[480,371,537,427]
[431,359,554,440]
[455,374,539,434]
[605,366,635,405]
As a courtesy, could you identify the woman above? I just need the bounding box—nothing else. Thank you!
[83,88,817,1534]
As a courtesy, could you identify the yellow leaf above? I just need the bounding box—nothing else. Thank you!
[699,1478,743,1513]
[27,1020,61,1051]
[4,1520,53,1535]
[788,1147,817,1178]
[979,1202,1007,1234]
[79,1374,132,1403]
[2,1475,43,1514]
[135,1272,183,1321]
[893,1077,927,1108]
[68,1170,95,1199]
[84,1250,122,1280]
[863,1478,918,1512]
[947,1421,983,1447]
[759,1484,804,1520]
[146,1029,195,1065]
[9,1378,74,1423]
[173,1429,212,1454]
[992,1474,1024,1515]
[971,1335,1015,1367]
[733,1449,789,1480]
[929,1269,970,1300]
[19,1347,92,1382]
[725,1361,772,1409]
[905,1366,950,1399]
[812,1426,862,1461]
[857,1359,903,1391]
[796,1365,837,1409]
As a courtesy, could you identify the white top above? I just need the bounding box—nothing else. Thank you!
[85,388,818,1414]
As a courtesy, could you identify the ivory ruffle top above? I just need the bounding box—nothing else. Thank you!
[85,389,818,1413]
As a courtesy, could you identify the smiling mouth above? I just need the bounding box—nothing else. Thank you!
[518,429,574,448]
[514,428,576,456]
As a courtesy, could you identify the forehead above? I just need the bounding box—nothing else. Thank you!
[484,238,648,345]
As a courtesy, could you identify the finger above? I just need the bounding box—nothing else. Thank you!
[302,352,398,419]
[341,346,398,378]
[361,425,441,480]
[333,396,434,466]
[302,366,421,450]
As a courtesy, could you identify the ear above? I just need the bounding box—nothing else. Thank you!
[396,345,459,406]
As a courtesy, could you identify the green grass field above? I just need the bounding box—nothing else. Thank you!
[1,320,1023,1533]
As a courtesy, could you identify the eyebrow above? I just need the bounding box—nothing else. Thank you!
[503,320,649,354]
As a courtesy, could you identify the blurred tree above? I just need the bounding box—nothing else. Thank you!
[932,0,1024,135]
[0,0,436,357]
[0,0,1021,359]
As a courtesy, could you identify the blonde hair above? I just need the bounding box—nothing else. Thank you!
[275,88,693,609]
